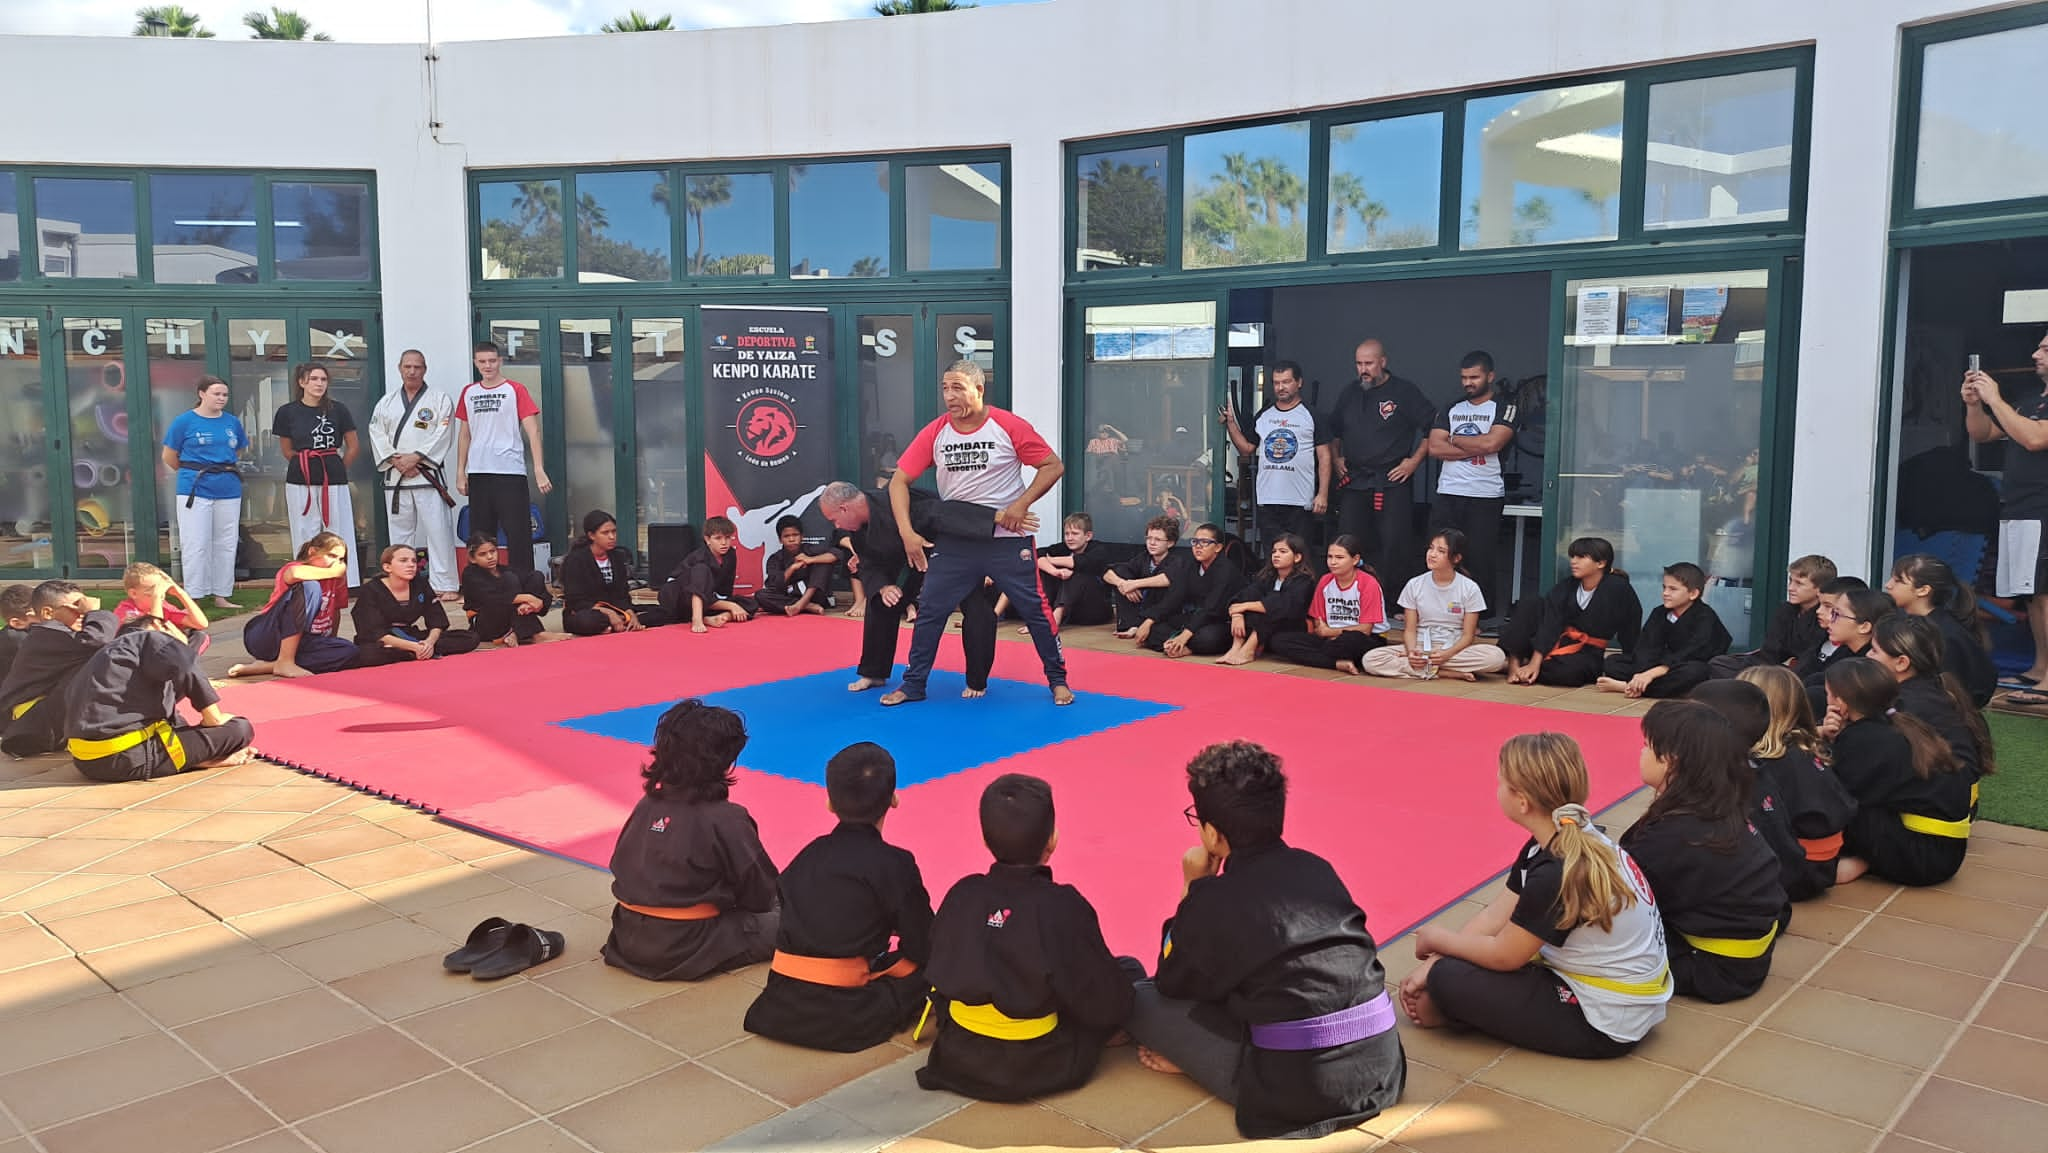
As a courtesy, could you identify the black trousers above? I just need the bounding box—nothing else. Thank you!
[468,472,534,574]
[1256,503,1317,550]
[757,562,837,613]
[75,717,256,783]
[1048,572,1113,626]
[1114,594,1167,633]
[1,695,66,758]
[1141,614,1232,655]
[1338,484,1413,614]
[469,570,549,643]
[1498,597,1607,687]
[564,605,672,636]
[353,628,484,666]
[860,582,997,688]
[1268,630,1383,669]
[1431,494,1504,610]
[1602,653,1711,698]
[1425,958,1636,1059]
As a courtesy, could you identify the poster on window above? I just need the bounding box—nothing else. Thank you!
[700,307,835,591]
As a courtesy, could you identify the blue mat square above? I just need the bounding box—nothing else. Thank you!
[556,666,1179,787]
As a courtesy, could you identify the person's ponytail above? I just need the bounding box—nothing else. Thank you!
[1547,802,1636,933]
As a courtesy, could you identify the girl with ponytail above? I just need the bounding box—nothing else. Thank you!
[1884,554,1995,706]
[1737,665,1858,900]
[1824,658,1972,886]
[1870,615,1994,781]
[1400,733,1669,1059]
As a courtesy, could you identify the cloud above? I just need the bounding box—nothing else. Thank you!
[0,0,892,41]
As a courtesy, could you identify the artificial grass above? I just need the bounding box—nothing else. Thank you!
[1982,710,2048,831]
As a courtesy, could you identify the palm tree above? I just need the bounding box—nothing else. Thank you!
[684,175,732,275]
[512,181,561,230]
[874,0,975,13]
[243,7,331,40]
[848,256,885,278]
[576,192,608,236]
[134,5,212,36]
[600,11,673,32]
[1328,171,1388,248]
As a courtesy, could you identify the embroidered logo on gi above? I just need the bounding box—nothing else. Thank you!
[1378,400,1397,420]
[1263,428,1300,464]
[650,816,670,832]
[1019,548,1033,563]
[986,908,1011,928]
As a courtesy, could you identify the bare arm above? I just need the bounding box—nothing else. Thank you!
[161,446,181,473]
[1975,379,2048,451]
[341,429,361,468]
[1000,453,1064,533]
[520,413,552,493]
[1315,443,1332,512]
[455,421,471,491]
[1426,428,1465,461]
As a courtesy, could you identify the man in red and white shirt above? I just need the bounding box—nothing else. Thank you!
[882,361,1072,706]
[456,340,553,575]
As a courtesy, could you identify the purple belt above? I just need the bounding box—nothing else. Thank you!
[1248,991,1397,1051]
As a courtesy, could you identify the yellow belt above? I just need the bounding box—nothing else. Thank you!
[1682,920,1779,960]
[1550,963,1672,998]
[942,1001,1059,1041]
[9,696,42,720]
[67,719,186,771]
[1901,811,1971,839]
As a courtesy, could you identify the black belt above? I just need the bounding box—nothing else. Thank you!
[178,461,239,508]
[389,460,457,513]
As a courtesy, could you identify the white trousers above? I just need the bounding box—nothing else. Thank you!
[173,496,241,598]
[285,483,360,587]
[1362,642,1508,679]
[387,485,461,593]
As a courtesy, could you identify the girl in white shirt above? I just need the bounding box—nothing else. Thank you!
[1362,528,1506,679]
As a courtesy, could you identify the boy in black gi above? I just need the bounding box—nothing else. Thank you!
[1596,562,1732,699]
[757,515,839,617]
[1,581,119,758]
[1129,741,1406,1140]
[65,617,257,781]
[916,773,1135,1100]
[603,699,780,981]
[0,584,33,685]
[743,742,933,1051]
[662,515,759,633]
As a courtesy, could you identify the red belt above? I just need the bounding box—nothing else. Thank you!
[1548,626,1608,658]
[295,449,343,525]
[770,951,919,988]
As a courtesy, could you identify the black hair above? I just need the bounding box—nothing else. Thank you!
[1271,359,1303,381]
[30,580,82,614]
[1820,576,1868,595]
[1459,349,1495,374]
[1839,588,1896,636]
[1428,527,1468,572]
[825,742,897,823]
[1326,533,1375,577]
[0,584,32,623]
[1191,522,1222,542]
[1662,562,1707,594]
[576,509,616,552]
[1256,533,1309,584]
[473,339,502,356]
[979,773,1055,866]
[640,699,746,801]
[466,534,495,555]
[775,515,803,536]
[1825,659,1958,780]
[1186,741,1287,852]
[1872,615,1996,776]
[1889,553,1987,646]
[1566,536,1615,572]
[1640,700,1753,849]
[1689,679,1771,752]
[1144,515,1181,544]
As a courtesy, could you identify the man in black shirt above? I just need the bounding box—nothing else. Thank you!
[1964,328,2048,686]
[1327,339,1433,615]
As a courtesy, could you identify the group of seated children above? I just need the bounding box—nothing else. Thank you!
[1,574,257,780]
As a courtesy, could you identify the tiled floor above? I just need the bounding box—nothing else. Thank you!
[0,613,2041,1152]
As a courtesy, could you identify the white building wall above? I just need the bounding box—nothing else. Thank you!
[0,0,2027,565]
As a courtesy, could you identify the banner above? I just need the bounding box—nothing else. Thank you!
[700,308,836,591]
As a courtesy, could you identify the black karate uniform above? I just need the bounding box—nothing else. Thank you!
[660,544,758,623]
[1799,641,1868,717]
[1328,375,1434,609]
[1143,555,1244,655]
[0,626,24,688]
[1709,601,1824,680]
[603,793,780,981]
[1831,717,1973,886]
[563,544,669,635]
[757,546,838,614]
[1621,813,1787,1002]
[1895,676,1984,780]
[847,489,997,688]
[1143,842,1406,1140]
[1930,611,1996,709]
[1755,749,1857,901]
[916,862,1135,1101]
[0,612,118,757]
[1110,550,1194,633]
[1037,542,1113,627]
[461,564,549,644]
[351,576,481,666]
[64,626,255,782]
[1502,576,1643,687]
[1603,602,1731,698]
[1235,571,1314,648]
[743,821,934,1052]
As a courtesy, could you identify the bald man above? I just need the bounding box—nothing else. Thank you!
[1328,340,1434,615]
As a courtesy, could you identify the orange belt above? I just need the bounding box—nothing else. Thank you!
[620,901,721,921]
[1799,832,1844,862]
[770,951,919,988]
[1548,626,1608,658]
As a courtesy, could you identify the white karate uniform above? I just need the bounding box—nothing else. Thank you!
[369,383,462,593]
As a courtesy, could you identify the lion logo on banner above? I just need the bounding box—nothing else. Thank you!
[739,397,798,458]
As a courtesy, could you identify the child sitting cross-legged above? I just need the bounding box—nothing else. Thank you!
[662,515,758,633]
[758,515,840,618]
[1596,562,1732,699]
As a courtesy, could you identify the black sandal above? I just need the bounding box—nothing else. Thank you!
[470,924,567,981]
[442,917,513,972]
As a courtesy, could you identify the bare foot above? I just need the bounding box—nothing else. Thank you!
[961,686,986,699]
[1113,629,1137,639]
[803,603,825,615]
[1594,677,1627,694]
[197,747,258,769]
[1136,1046,1185,1076]
[691,623,707,634]
[226,662,263,678]
[707,614,730,629]
[536,631,572,643]
[1052,685,1075,706]
[1016,625,1030,636]
[848,676,885,692]
[208,596,239,610]
[783,604,803,617]
[879,690,918,707]
[1448,669,1478,682]
[1335,660,1362,676]
[1833,855,1869,884]
[274,662,313,679]
[1215,652,1251,666]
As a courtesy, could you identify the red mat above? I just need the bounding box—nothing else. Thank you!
[220,619,1648,958]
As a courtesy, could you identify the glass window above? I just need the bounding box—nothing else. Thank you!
[273,182,372,281]
[307,317,378,565]
[1555,269,1771,642]
[34,178,138,279]
[63,316,135,569]
[0,174,22,281]
[790,162,889,278]
[1327,112,1443,253]
[560,318,618,526]
[478,179,564,280]
[487,319,544,374]
[1076,145,1166,272]
[1915,22,2048,209]
[859,315,917,488]
[630,318,689,560]
[906,162,1002,271]
[937,312,999,406]
[150,174,258,284]
[683,173,774,276]
[575,170,672,283]
[227,318,291,571]
[1183,121,1310,268]
[0,318,47,569]
[147,318,212,565]
[1081,301,1218,544]
[1644,69,1797,231]
[1461,82,1624,249]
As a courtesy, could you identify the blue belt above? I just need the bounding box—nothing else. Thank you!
[1247,990,1397,1051]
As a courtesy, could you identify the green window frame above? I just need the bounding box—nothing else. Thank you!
[1892,3,2048,229]
[1064,47,1812,286]
[1,166,380,293]
[468,150,1011,294]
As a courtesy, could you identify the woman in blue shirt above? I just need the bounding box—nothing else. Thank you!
[160,376,249,610]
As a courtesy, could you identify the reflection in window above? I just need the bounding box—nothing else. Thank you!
[859,315,917,488]
[937,313,998,405]
[148,318,211,564]
[0,318,45,567]
[631,318,689,559]
[560,319,617,520]
[1327,113,1443,253]
[34,177,138,279]
[1076,146,1166,271]
[0,175,17,281]
[906,162,1002,271]
[478,179,564,280]
[309,317,378,563]
[273,182,372,281]
[1184,122,1309,268]
[1916,22,2048,209]
[684,173,773,276]
[63,317,134,568]
[1645,70,1796,230]
[790,162,888,278]
[150,174,258,284]
[575,170,672,282]
[1461,82,1623,249]
[228,318,292,571]
[1081,301,1217,544]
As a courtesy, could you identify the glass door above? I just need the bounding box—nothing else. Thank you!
[304,312,382,569]
[624,314,690,562]
[54,312,139,575]
[934,304,1006,408]
[144,316,211,571]
[556,313,620,537]
[223,315,292,573]
[0,314,54,574]
[478,313,547,550]
[854,308,919,488]
[1075,298,1222,544]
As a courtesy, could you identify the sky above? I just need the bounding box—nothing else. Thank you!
[0,0,1037,41]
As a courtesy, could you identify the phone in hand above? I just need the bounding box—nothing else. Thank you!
[1969,354,1981,374]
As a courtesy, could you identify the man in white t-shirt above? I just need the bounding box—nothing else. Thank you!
[455,340,553,575]
[1427,350,1517,612]
[881,361,1072,707]
[1220,359,1330,549]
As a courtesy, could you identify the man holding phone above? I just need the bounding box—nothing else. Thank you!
[1963,329,2048,688]
[1219,360,1330,549]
